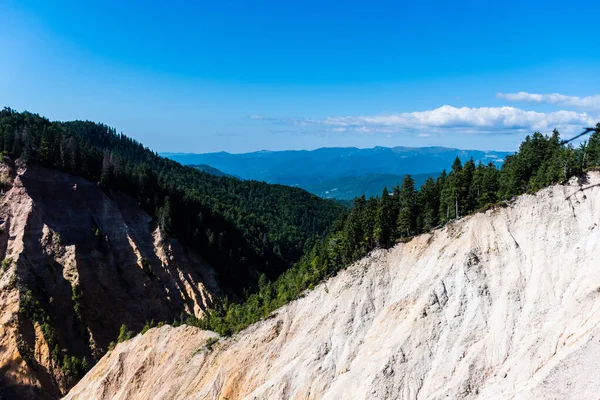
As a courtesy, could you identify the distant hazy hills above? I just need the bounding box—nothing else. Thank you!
[302,172,439,200]
[194,163,437,200]
[191,164,237,178]
[164,146,511,200]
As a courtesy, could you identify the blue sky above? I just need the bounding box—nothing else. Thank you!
[2,0,600,153]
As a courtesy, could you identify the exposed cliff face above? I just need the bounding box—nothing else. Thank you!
[0,161,220,399]
[66,173,600,400]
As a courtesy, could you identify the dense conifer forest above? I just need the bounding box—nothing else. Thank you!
[0,108,345,295]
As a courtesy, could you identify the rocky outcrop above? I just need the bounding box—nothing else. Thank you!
[66,173,600,399]
[0,161,220,399]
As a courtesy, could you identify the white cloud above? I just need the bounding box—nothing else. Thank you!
[318,105,595,135]
[497,92,600,110]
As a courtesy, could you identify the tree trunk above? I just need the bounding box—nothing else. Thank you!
[455,197,459,219]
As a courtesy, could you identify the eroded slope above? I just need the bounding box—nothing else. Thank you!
[0,161,219,398]
[67,173,600,400]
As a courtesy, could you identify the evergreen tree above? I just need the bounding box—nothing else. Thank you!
[375,187,395,247]
[158,196,173,238]
[480,162,500,206]
[585,124,600,167]
[397,175,418,237]
[39,130,51,164]
[100,152,114,186]
[439,157,463,222]
[344,195,367,259]
[461,158,476,214]
[117,324,131,343]
[363,196,379,249]
[418,177,440,231]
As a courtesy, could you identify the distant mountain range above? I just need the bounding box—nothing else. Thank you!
[164,146,512,200]
[191,164,237,178]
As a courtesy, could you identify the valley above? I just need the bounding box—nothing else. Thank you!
[164,146,510,200]
[4,2,600,398]
[1,108,599,399]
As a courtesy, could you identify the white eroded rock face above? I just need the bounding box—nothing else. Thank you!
[0,162,220,398]
[66,173,600,400]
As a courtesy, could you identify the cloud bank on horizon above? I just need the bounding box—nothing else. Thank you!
[497,92,600,110]
[255,93,599,139]
[319,106,594,135]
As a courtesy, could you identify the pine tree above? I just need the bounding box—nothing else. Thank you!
[418,177,440,231]
[375,187,394,247]
[117,324,131,343]
[439,157,462,222]
[345,195,367,258]
[585,124,600,167]
[397,175,418,237]
[159,196,173,238]
[480,162,500,206]
[363,196,379,248]
[100,152,114,186]
[39,130,51,165]
[461,158,476,214]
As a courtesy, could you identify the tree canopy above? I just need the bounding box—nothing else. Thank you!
[0,107,345,295]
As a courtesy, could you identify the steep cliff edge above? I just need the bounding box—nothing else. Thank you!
[0,161,220,398]
[66,172,600,399]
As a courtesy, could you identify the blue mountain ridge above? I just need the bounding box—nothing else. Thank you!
[163,145,512,200]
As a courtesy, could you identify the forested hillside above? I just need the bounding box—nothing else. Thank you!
[301,172,438,200]
[196,126,600,335]
[190,164,234,178]
[0,108,344,294]
[2,107,598,352]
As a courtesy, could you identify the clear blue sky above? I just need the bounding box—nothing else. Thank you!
[2,0,600,153]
